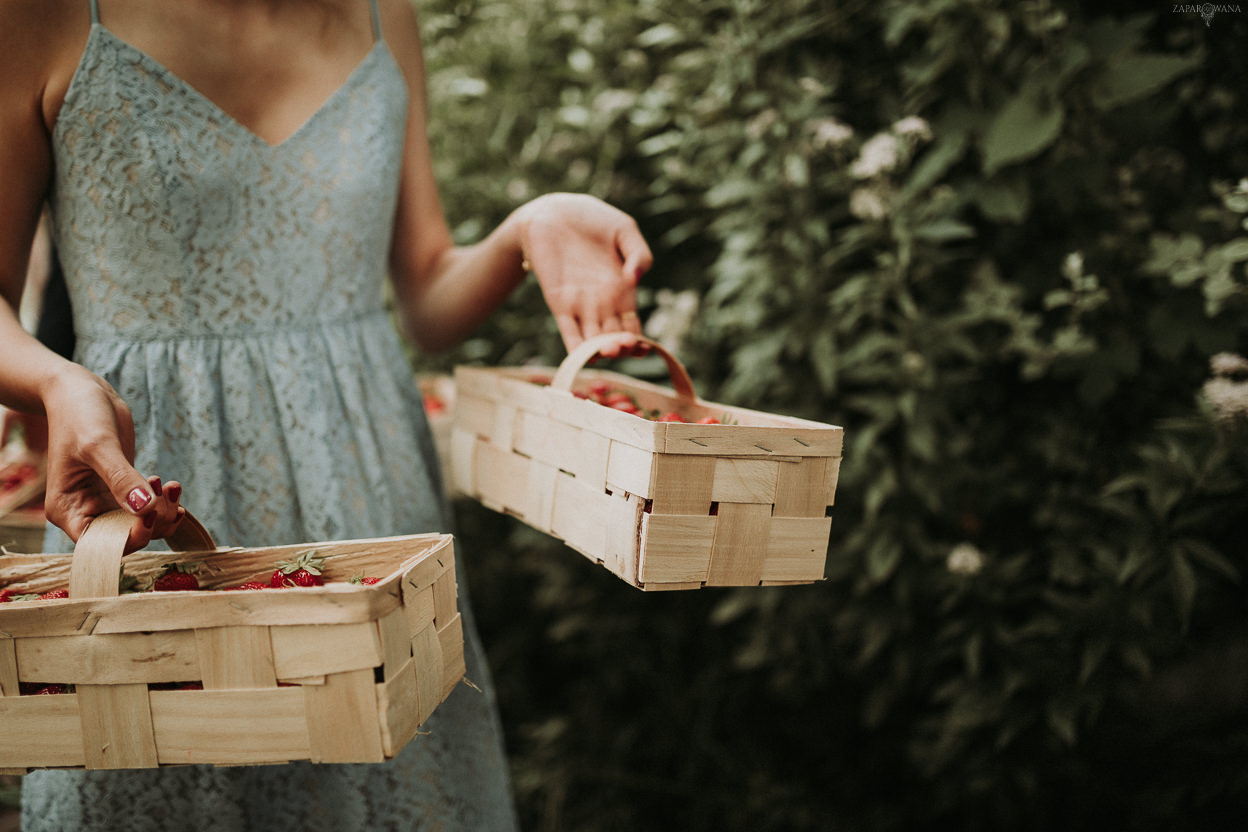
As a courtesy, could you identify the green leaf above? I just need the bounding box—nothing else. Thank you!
[1170,551,1198,631]
[1177,538,1240,582]
[981,81,1064,174]
[866,537,903,583]
[1079,638,1111,684]
[1045,696,1078,746]
[971,173,1031,223]
[811,328,838,393]
[1090,53,1200,111]
[914,218,977,242]
[636,23,683,48]
[903,130,969,198]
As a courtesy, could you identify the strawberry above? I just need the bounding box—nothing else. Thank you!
[424,395,446,416]
[695,416,721,424]
[587,380,611,399]
[602,391,635,408]
[656,412,686,423]
[270,551,326,588]
[21,683,68,695]
[38,589,68,600]
[349,574,382,586]
[225,582,269,591]
[609,401,641,415]
[151,562,201,592]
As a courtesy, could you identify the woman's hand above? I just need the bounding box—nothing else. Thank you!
[517,193,653,356]
[40,367,183,552]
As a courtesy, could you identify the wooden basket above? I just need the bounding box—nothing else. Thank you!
[451,335,843,590]
[0,511,464,772]
[418,373,457,496]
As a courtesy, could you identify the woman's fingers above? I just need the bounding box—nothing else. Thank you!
[79,433,154,520]
[124,510,157,555]
[616,220,653,285]
[553,311,583,354]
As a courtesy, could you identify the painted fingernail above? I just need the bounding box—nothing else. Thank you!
[634,265,646,282]
[166,483,182,503]
[127,487,152,512]
[142,513,156,529]
[148,476,163,497]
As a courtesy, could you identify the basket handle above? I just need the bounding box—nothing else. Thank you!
[551,334,698,402]
[69,509,216,599]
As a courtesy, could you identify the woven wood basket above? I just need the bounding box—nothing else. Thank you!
[451,335,844,590]
[0,511,464,772]
[418,373,457,496]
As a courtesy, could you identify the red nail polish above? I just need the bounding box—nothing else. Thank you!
[127,487,152,512]
[142,513,156,528]
[167,483,182,503]
[148,477,163,497]
[634,265,646,282]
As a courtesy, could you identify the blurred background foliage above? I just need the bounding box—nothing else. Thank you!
[413,0,1248,828]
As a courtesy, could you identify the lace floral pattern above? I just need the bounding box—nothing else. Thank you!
[23,21,517,832]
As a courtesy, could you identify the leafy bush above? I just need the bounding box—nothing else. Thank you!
[417,0,1248,828]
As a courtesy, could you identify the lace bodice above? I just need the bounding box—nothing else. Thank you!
[50,25,406,341]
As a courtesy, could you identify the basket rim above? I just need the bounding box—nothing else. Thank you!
[0,532,454,635]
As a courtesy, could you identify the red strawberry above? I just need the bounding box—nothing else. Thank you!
[38,589,68,600]
[21,683,67,695]
[151,562,201,592]
[349,574,382,586]
[588,380,611,399]
[270,551,326,588]
[656,412,686,423]
[424,395,446,416]
[695,416,721,424]
[224,582,269,591]
[603,391,635,407]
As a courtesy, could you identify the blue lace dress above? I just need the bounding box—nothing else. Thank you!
[22,2,518,829]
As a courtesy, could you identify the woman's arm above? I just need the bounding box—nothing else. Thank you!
[380,0,651,355]
[0,0,180,547]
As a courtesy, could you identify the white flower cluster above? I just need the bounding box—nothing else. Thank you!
[1061,251,1084,281]
[643,289,700,356]
[946,542,985,576]
[843,116,933,221]
[809,117,853,150]
[849,133,901,180]
[1203,352,1248,423]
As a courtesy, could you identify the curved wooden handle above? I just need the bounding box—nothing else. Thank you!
[551,334,698,402]
[69,510,216,599]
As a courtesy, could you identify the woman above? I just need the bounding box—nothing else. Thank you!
[0,0,650,828]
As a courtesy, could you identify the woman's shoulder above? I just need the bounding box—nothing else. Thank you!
[0,0,83,52]
[0,0,92,131]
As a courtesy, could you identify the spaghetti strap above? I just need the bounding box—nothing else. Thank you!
[369,0,382,40]
[88,0,99,24]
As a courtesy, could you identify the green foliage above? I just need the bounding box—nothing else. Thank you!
[418,0,1248,828]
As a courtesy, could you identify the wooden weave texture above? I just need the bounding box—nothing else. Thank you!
[453,366,843,590]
